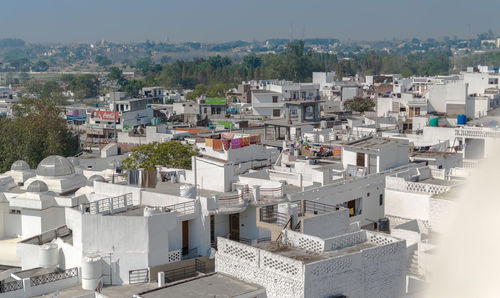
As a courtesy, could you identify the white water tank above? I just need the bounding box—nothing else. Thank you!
[39,243,58,269]
[320,120,328,129]
[82,255,103,290]
[179,184,196,199]
[143,206,161,217]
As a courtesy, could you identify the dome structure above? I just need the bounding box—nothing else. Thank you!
[27,180,49,193]
[36,156,75,177]
[87,175,105,186]
[67,157,80,167]
[11,160,30,172]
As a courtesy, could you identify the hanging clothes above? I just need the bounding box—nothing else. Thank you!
[141,169,158,188]
[205,138,214,147]
[222,139,231,151]
[241,137,250,147]
[213,139,223,151]
[231,138,241,149]
[196,137,205,143]
[128,169,140,185]
[222,133,234,139]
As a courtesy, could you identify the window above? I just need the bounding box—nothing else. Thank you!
[488,78,498,85]
[367,192,370,197]
[379,194,383,206]
[216,107,221,114]
[415,107,421,116]
[210,215,215,245]
[273,109,280,117]
[204,107,207,114]
[400,107,406,112]
[272,96,278,103]
[9,209,20,215]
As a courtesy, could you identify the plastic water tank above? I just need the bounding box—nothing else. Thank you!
[81,255,103,290]
[457,114,467,125]
[39,243,59,269]
[320,120,328,129]
[429,117,439,127]
[179,184,196,199]
[378,217,390,233]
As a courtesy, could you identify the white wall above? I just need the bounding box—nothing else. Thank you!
[302,209,349,239]
[385,189,431,221]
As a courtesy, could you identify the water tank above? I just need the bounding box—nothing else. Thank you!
[143,206,161,217]
[81,255,103,290]
[457,114,467,125]
[429,117,439,127]
[320,120,328,129]
[378,217,390,233]
[179,184,196,199]
[39,243,59,269]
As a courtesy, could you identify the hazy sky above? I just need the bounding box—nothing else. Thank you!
[1,0,499,43]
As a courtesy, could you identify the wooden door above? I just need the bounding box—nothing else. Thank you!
[409,107,414,117]
[182,221,189,253]
[229,214,240,241]
[356,152,365,167]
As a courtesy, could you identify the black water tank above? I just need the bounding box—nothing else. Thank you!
[378,217,390,232]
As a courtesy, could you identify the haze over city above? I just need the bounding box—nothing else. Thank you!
[1,0,500,42]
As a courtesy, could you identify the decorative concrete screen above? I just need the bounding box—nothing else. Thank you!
[168,250,181,263]
[323,230,367,252]
[283,230,324,253]
[386,176,451,195]
[217,237,259,266]
[260,250,302,277]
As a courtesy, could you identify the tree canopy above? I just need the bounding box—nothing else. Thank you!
[344,97,375,113]
[121,141,198,170]
[0,98,78,172]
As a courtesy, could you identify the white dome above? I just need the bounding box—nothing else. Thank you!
[27,180,49,193]
[11,160,30,171]
[36,156,75,177]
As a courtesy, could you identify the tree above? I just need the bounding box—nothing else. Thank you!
[344,97,375,113]
[121,79,145,97]
[96,55,112,67]
[0,98,78,172]
[121,141,198,170]
[108,66,123,81]
[33,61,49,72]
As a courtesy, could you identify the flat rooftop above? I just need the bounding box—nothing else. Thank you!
[0,238,21,267]
[253,240,377,264]
[344,136,403,151]
[410,151,459,159]
[137,273,265,298]
[146,181,224,198]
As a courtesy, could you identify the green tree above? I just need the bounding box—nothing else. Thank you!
[344,97,375,113]
[96,55,112,67]
[0,98,78,172]
[121,141,198,170]
[33,60,49,72]
[108,66,123,81]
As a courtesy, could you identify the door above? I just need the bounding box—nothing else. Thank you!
[356,152,365,167]
[182,221,189,254]
[229,214,240,241]
[409,107,414,117]
[368,154,377,174]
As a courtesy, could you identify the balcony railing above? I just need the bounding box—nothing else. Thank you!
[298,200,339,216]
[164,259,206,283]
[0,280,23,293]
[259,207,288,226]
[87,193,133,215]
[260,186,283,198]
[164,200,196,216]
[217,193,245,208]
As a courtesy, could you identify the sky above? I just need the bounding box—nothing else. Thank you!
[1,0,499,43]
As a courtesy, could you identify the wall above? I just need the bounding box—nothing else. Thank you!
[21,209,42,240]
[385,189,431,221]
[429,197,457,233]
[427,81,467,113]
[93,182,142,205]
[302,209,349,239]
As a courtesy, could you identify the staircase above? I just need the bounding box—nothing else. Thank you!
[407,248,419,276]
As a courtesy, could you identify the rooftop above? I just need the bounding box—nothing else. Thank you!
[137,273,265,298]
[344,136,404,151]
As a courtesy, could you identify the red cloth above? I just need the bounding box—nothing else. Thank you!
[222,139,231,150]
[213,139,223,151]
[241,137,250,147]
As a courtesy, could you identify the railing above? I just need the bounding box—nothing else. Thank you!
[129,268,149,284]
[88,193,133,215]
[461,159,480,169]
[386,176,452,195]
[164,259,206,283]
[0,280,23,293]
[430,168,446,180]
[164,200,196,216]
[260,186,283,198]
[455,127,500,138]
[298,200,338,216]
[182,248,199,260]
[21,225,71,245]
[30,267,79,287]
[217,193,245,209]
[259,207,288,226]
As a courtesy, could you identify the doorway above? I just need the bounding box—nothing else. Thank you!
[229,214,240,241]
[356,152,365,167]
[182,221,189,255]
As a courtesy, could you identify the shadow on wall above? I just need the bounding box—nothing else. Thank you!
[423,144,500,297]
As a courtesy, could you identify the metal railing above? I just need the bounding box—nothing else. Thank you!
[259,207,288,225]
[182,247,199,260]
[164,259,206,283]
[0,280,23,293]
[260,186,283,198]
[164,200,196,216]
[30,267,79,287]
[217,193,244,208]
[298,200,339,216]
[129,268,149,284]
[87,193,133,215]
